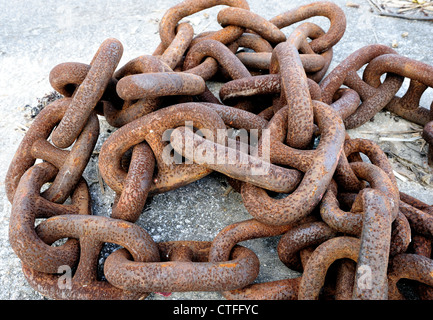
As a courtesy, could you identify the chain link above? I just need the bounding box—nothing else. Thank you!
[5,0,433,300]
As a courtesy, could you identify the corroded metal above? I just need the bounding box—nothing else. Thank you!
[51,38,122,148]
[99,103,226,195]
[298,237,360,300]
[9,162,89,273]
[159,0,250,49]
[5,0,433,301]
[5,98,99,204]
[104,241,260,292]
[241,100,345,226]
[25,214,159,300]
[269,1,346,53]
[388,254,433,300]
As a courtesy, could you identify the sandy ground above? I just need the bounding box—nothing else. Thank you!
[1,0,432,300]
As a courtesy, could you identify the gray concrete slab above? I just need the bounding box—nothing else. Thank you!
[1,0,432,300]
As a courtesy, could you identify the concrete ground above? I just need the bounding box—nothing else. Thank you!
[1,0,432,300]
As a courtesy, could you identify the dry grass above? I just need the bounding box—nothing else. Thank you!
[368,0,433,19]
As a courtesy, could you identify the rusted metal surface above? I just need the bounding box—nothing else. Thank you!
[5,98,99,204]
[352,189,393,300]
[298,237,360,300]
[5,0,433,300]
[170,126,302,193]
[111,142,155,222]
[277,221,337,272]
[320,162,399,235]
[320,44,404,129]
[24,214,159,300]
[269,1,346,53]
[241,100,345,226]
[388,254,433,300]
[98,103,226,196]
[159,0,249,49]
[270,40,314,149]
[9,162,88,273]
[104,241,260,292]
[51,38,122,148]
[106,55,172,127]
[218,7,286,44]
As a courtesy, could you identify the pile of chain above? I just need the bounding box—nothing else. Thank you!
[5,0,433,300]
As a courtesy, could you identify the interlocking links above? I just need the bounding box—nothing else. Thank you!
[9,162,89,273]
[5,97,99,203]
[320,162,399,235]
[209,218,303,300]
[116,72,206,101]
[219,74,322,105]
[270,39,314,149]
[48,62,119,110]
[241,100,345,226]
[285,22,334,83]
[200,102,268,132]
[183,39,251,81]
[388,254,433,300]
[390,210,412,257]
[399,200,433,238]
[210,219,292,262]
[298,237,360,300]
[114,71,206,125]
[217,7,286,44]
[236,52,327,74]
[223,278,302,300]
[159,0,249,49]
[235,23,333,83]
[277,222,337,272]
[51,38,122,148]
[99,103,226,196]
[159,22,194,70]
[6,0,433,300]
[236,32,273,51]
[49,62,90,97]
[104,241,259,292]
[410,235,433,300]
[320,44,404,129]
[167,103,301,194]
[425,117,433,165]
[111,142,155,222]
[363,53,433,125]
[328,88,361,121]
[351,189,393,300]
[400,191,433,215]
[104,55,172,127]
[24,214,159,300]
[269,1,346,54]
[343,137,398,189]
[183,39,257,112]
[362,53,433,164]
[169,127,302,193]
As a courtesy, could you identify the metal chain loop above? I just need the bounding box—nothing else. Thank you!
[51,38,123,148]
[5,98,99,203]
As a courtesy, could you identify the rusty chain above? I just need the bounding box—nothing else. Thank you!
[5,0,433,300]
